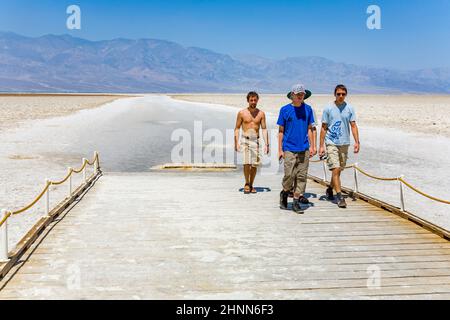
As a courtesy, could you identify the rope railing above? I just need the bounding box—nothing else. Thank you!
[399,176,450,205]
[11,182,51,215]
[310,158,450,209]
[0,151,101,262]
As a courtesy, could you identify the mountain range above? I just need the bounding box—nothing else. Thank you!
[1,31,449,93]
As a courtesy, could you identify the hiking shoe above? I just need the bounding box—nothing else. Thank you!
[337,196,347,208]
[280,191,288,209]
[298,196,310,204]
[292,199,304,214]
[326,187,334,200]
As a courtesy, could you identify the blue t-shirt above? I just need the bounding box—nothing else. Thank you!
[321,102,356,146]
[277,103,315,152]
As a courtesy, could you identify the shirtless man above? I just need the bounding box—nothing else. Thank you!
[234,91,269,194]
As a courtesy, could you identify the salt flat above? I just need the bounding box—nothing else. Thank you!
[0,94,131,132]
[171,94,450,138]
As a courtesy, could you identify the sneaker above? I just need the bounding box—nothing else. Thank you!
[326,187,334,200]
[337,196,347,208]
[280,191,288,209]
[298,196,310,204]
[292,199,304,214]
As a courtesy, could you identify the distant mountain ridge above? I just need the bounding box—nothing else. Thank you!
[0,31,449,93]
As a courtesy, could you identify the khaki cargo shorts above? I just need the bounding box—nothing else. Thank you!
[326,144,349,170]
[242,135,260,167]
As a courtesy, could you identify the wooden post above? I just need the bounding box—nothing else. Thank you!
[399,175,405,211]
[68,168,73,197]
[94,151,99,173]
[0,209,9,262]
[82,158,87,182]
[353,164,359,193]
[322,161,327,182]
[45,179,50,216]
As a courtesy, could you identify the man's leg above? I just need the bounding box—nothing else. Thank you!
[335,145,349,208]
[242,139,252,193]
[331,168,342,193]
[326,144,340,200]
[333,167,346,207]
[295,151,310,204]
[244,164,252,192]
[250,166,257,187]
[291,151,309,213]
[289,180,297,197]
[280,152,296,209]
[282,152,296,193]
[249,139,260,193]
[244,164,251,184]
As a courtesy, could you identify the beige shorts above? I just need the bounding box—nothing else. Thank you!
[326,144,349,170]
[241,136,260,167]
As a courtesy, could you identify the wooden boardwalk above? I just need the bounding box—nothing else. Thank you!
[1,171,450,299]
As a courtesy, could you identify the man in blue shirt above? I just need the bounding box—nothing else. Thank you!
[319,84,360,208]
[277,84,317,213]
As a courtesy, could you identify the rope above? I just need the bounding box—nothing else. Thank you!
[72,160,88,174]
[353,165,398,181]
[0,153,99,227]
[399,177,450,205]
[50,169,73,185]
[87,153,100,166]
[0,210,12,227]
[12,181,51,215]
[310,157,450,205]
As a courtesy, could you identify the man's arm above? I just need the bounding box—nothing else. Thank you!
[350,121,360,153]
[319,123,328,157]
[234,112,243,152]
[307,108,317,157]
[261,112,269,154]
[278,126,284,159]
[308,125,317,157]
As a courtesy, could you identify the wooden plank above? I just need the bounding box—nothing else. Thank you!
[308,174,450,240]
[1,172,449,299]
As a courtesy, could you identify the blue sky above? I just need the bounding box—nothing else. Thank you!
[0,0,449,69]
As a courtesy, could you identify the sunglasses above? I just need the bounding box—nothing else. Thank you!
[336,93,347,96]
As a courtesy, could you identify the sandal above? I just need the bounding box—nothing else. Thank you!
[244,183,251,194]
[250,185,257,194]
